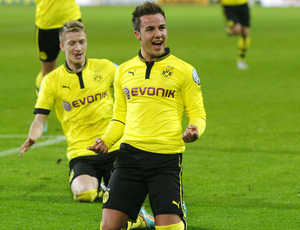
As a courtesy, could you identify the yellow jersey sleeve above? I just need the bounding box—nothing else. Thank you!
[181,67,206,136]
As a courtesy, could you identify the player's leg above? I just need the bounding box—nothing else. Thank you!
[236,3,251,69]
[71,174,99,202]
[223,5,241,36]
[69,157,101,203]
[100,207,154,230]
[35,27,60,93]
[237,28,250,69]
[101,144,150,229]
[146,153,186,230]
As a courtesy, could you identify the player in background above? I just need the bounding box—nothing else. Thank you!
[20,20,154,229]
[216,0,251,69]
[88,2,206,230]
[35,0,82,132]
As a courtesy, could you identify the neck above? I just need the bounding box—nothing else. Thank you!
[66,59,86,73]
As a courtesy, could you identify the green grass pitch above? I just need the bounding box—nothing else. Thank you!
[0,4,300,229]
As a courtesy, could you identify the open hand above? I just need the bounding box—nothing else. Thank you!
[87,138,108,155]
[19,138,36,157]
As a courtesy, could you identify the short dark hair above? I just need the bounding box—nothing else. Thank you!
[132,1,165,32]
[59,20,86,43]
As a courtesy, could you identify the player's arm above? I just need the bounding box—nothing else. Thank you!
[87,67,126,154]
[20,114,48,157]
[181,68,206,143]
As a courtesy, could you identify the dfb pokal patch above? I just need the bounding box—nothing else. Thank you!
[123,87,130,100]
[192,69,201,85]
[63,101,72,112]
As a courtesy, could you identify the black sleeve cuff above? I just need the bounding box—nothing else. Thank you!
[33,108,51,115]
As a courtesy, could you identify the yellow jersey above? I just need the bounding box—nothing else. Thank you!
[35,0,81,29]
[221,0,248,5]
[102,48,206,154]
[35,58,121,161]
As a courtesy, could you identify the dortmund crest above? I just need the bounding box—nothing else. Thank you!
[93,70,102,82]
[103,191,109,204]
[161,65,174,78]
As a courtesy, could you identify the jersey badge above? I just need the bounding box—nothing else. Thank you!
[103,191,109,204]
[39,51,47,61]
[123,87,130,100]
[192,69,201,85]
[93,70,102,82]
[161,65,174,78]
[63,101,72,112]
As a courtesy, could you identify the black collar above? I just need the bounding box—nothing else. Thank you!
[138,48,171,62]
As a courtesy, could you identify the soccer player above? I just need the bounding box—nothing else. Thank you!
[217,0,251,69]
[20,20,154,229]
[35,0,82,132]
[35,0,82,94]
[87,2,206,230]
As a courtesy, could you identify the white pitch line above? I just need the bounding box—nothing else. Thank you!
[0,135,66,157]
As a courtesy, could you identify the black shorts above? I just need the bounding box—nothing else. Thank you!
[223,3,250,27]
[36,19,81,62]
[103,143,185,221]
[36,27,61,62]
[69,150,119,188]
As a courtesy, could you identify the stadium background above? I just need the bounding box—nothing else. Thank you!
[1,0,300,6]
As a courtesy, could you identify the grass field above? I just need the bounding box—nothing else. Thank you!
[1,4,300,230]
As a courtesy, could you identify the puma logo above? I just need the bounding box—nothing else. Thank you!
[172,201,180,209]
[63,85,71,90]
[128,69,136,76]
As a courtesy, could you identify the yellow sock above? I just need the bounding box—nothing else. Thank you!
[155,221,184,230]
[35,71,43,96]
[74,189,98,203]
[237,36,251,61]
[126,216,146,229]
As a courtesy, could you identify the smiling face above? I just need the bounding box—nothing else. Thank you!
[134,13,167,62]
[60,31,87,72]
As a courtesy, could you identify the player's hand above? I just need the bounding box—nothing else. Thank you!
[19,138,36,157]
[87,138,108,155]
[182,125,199,143]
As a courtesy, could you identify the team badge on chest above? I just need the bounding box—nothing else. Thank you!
[161,65,174,78]
[93,70,102,82]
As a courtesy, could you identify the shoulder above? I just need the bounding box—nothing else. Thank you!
[116,56,138,73]
[88,58,118,69]
[168,54,195,71]
[44,65,65,81]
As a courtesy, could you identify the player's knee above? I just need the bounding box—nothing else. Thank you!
[100,221,127,230]
[155,221,185,230]
[74,189,98,203]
